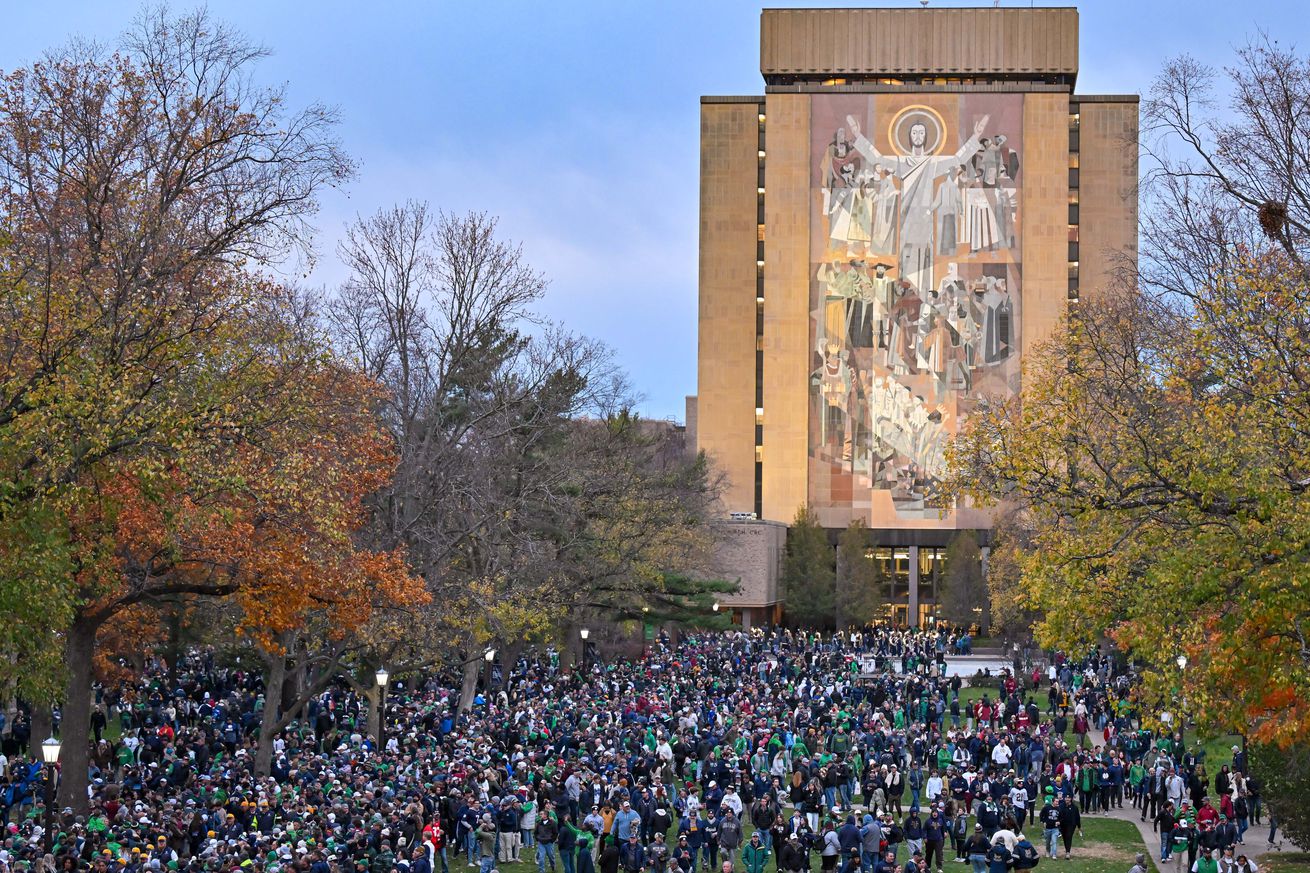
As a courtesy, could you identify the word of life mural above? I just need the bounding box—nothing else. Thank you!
[808,94,1022,522]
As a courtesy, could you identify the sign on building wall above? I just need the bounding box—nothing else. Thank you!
[808,93,1024,525]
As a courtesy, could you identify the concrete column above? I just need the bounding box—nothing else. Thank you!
[908,545,920,627]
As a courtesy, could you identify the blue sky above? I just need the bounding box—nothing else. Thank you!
[3,1,1306,420]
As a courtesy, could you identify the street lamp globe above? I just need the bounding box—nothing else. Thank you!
[375,667,390,688]
[484,648,496,662]
[712,602,720,612]
[580,628,590,641]
[1176,655,1188,670]
[41,737,61,765]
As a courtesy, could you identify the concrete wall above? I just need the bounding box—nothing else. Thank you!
[711,519,787,609]
[760,93,812,525]
[1077,98,1139,300]
[697,100,762,515]
[760,8,1078,78]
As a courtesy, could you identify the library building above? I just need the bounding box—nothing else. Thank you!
[688,7,1138,627]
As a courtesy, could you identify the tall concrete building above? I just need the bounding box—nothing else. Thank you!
[692,7,1137,627]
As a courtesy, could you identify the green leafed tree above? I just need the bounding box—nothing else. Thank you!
[783,505,835,629]
[1250,742,1310,848]
[836,519,887,628]
[938,530,987,630]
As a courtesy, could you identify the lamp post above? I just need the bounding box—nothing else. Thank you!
[41,737,60,853]
[374,667,389,753]
[1175,654,1188,734]
[579,628,590,673]
[482,648,496,697]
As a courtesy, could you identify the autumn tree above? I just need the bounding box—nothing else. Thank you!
[0,7,363,809]
[782,506,835,629]
[836,519,886,628]
[938,531,986,630]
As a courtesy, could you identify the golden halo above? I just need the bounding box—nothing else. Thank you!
[887,105,947,157]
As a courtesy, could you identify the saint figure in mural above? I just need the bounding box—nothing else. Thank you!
[931,165,964,255]
[846,112,989,295]
[870,165,899,254]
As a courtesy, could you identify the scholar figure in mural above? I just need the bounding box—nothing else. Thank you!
[845,112,989,296]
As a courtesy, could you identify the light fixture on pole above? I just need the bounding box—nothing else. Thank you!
[374,667,389,753]
[1176,655,1188,670]
[579,628,590,672]
[712,602,720,612]
[41,737,60,853]
[485,648,496,661]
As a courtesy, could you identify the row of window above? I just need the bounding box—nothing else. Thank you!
[1068,110,1081,302]
[754,106,766,519]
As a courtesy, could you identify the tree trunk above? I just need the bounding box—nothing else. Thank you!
[835,546,848,630]
[254,652,287,778]
[29,706,52,758]
[363,686,381,744]
[57,616,99,813]
[457,658,480,713]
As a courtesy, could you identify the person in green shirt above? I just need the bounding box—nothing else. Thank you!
[936,746,952,773]
[1129,762,1147,811]
[741,833,770,873]
[1192,846,1218,873]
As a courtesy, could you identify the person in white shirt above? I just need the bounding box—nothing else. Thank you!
[926,771,944,803]
[991,741,1013,768]
[721,788,744,818]
[1009,780,1028,817]
[991,827,1018,852]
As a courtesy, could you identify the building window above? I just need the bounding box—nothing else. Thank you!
[1069,168,1079,189]
[1069,203,1079,224]
[753,462,762,518]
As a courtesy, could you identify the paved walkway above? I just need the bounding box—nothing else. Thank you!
[1085,805,1299,873]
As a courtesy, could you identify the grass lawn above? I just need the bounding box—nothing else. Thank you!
[1260,853,1310,873]
[472,810,1149,873]
[1060,818,1150,873]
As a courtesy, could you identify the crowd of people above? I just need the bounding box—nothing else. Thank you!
[0,629,1263,873]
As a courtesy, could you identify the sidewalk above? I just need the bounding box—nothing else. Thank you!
[1091,805,1299,873]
